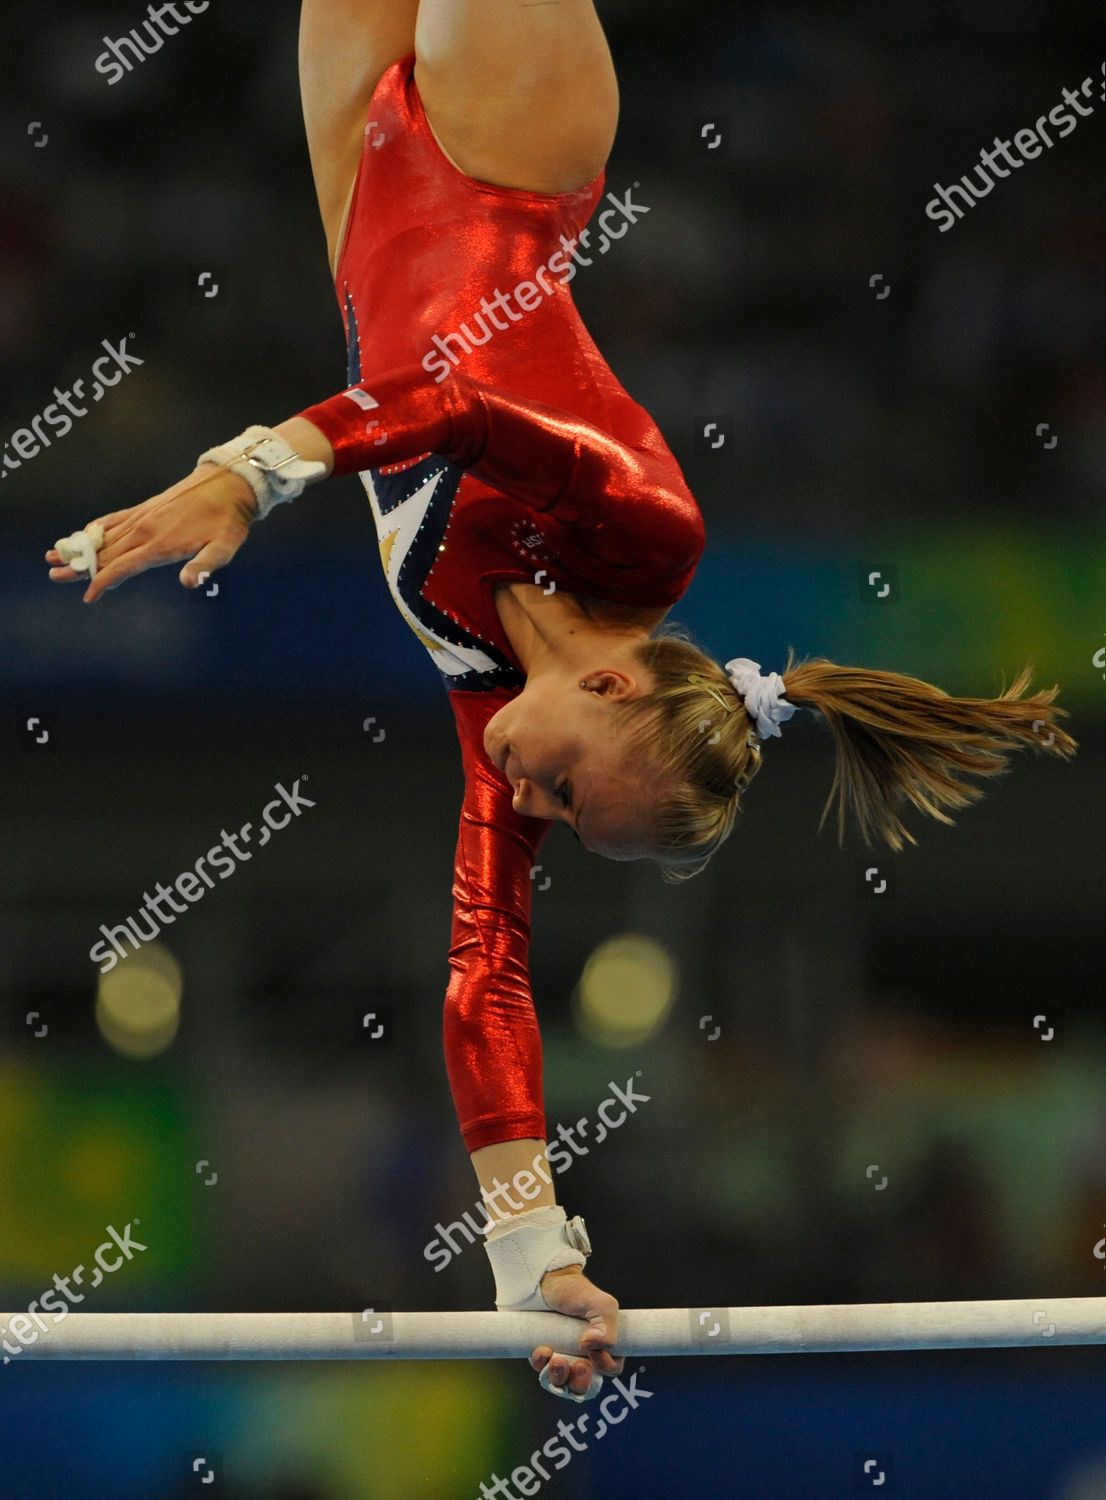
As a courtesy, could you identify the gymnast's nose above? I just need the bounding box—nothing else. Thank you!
[513,776,546,817]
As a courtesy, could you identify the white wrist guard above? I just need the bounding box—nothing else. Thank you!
[483,1205,591,1312]
[197,426,327,522]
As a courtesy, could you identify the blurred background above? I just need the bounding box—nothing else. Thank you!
[1,0,1104,1495]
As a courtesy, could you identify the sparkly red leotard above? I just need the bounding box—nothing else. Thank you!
[296,56,705,1152]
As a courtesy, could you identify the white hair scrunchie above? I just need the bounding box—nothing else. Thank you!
[724,657,797,740]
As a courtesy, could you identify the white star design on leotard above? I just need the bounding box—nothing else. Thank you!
[361,467,501,678]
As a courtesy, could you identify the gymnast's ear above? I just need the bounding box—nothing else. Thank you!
[580,668,646,701]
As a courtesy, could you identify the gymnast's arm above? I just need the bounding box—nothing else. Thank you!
[442,692,553,1156]
[45,364,702,602]
[293,365,703,560]
[443,695,625,1387]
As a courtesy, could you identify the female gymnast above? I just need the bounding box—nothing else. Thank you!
[45,0,1075,1403]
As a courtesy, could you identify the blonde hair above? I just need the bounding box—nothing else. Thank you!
[620,625,1077,882]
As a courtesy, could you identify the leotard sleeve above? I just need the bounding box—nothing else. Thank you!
[443,691,552,1153]
[296,364,704,579]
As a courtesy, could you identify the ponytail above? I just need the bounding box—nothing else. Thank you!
[780,651,1077,851]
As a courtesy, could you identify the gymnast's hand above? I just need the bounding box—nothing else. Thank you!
[44,464,258,604]
[529,1264,625,1397]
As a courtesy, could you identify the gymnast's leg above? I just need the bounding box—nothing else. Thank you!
[414,0,620,194]
[298,0,420,273]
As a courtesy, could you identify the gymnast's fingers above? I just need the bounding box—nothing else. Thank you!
[82,546,159,604]
[180,536,243,590]
[94,518,159,574]
[530,1346,599,1397]
[45,549,81,582]
[581,1340,624,1376]
[578,1306,625,1375]
[46,514,134,580]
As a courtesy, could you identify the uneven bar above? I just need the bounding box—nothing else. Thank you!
[2,1299,1104,1361]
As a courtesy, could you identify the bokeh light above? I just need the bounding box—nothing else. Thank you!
[95,944,182,1060]
[574,932,677,1048]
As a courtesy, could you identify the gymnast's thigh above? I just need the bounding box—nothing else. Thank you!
[414,0,620,195]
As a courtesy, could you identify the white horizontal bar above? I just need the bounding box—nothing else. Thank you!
[2,1298,1103,1361]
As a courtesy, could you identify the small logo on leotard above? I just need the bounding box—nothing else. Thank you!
[509,518,556,568]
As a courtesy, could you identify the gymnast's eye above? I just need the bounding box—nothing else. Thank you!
[557,780,572,810]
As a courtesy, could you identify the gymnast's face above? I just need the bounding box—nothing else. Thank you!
[483,664,667,860]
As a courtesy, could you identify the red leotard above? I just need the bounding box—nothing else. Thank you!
[296,56,705,1152]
